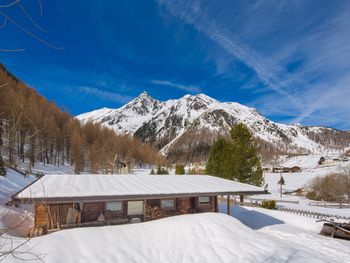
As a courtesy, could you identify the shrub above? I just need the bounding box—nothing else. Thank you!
[261,200,276,209]
[175,164,185,175]
[306,171,350,203]
[156,165,169,175]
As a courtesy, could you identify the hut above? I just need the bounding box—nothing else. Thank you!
[289,166,302,173]
[10,174,267,236]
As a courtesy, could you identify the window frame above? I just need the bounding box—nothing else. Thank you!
[160,199,176,210]
[198,196,211,206]
[127,200,144,216]
[105,201,123,213]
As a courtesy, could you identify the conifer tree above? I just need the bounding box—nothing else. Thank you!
[206,138,232,178]
[150,168,155,175]
[0,155,6,176]
[206,124,264,186]
[278,174,285,198]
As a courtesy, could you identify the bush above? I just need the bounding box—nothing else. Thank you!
[305,191,319,201]
[306,171,350,203]
[261,200,276,209]
[175,164,185,175]
[156,165,169,175]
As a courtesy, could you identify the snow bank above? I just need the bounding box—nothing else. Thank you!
[1,213,330,263]
[221,205,350,263]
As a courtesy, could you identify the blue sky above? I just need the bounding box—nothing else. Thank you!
[1,0,350,130]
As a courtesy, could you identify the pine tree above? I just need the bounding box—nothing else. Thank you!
[150,168,155,175]
[0,155,7,176]
[206,123,264,186]
[206,138,232,178]
[175,164,185,175]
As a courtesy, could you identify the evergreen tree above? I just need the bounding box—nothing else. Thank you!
[0,155,6,176]
[206,123,264,186]
[206,138,232,178]
[175,164,185,175]
[278,174,285,198]
[150,168,155,175]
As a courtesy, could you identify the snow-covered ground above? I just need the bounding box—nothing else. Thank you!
[264,154,350,193]
[0,170,35,204]
[1,167,350,262]
[1,204,349,262]
[14,160,75,175]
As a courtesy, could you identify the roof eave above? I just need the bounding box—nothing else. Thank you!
[13,190,269,204]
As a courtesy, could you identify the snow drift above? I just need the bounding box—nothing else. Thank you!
[2,213,330,263]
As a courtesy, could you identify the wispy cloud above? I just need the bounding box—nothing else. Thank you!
[157,0,305,112]
[151,79,201,93]
[157,0,350,129]
[80,86,132,104]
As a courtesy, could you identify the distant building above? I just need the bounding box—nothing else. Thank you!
[272,166,302,173]
[289,166,302,173]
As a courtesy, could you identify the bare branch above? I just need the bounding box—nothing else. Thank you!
[0,10,65,50]
[0,17,7,28]
[17,2,47,33]
[0,0,20,8]
[0,83,8,88]
[37,0,42,16]
[0,48,26,52]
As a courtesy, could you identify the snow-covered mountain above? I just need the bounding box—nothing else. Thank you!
[77,92,350,161]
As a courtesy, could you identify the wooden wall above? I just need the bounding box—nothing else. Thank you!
[35,203,74,229]
[35,196,218,228]
[81,202,105,222]
[196,197,217,213]
[145,197,217,221]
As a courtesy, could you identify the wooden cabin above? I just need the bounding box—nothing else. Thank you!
[289,166,302,173]
[272,166,302,173]
[11,174,267,236]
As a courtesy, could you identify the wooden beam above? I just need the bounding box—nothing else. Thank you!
[12,190,269,205]
[143,199,147,222]
[227,194,230,215]
[240,194,244,204]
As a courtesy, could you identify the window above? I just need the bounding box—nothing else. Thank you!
[161,199,175,209]
[127,201,144,215]
[198,196,211,205]
[106,201,123,212]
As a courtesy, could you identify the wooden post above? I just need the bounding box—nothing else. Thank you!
[143,199,147,222]
[240,194,244,204]
[227,194,230,215]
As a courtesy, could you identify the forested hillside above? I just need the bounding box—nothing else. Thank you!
[0,65,165,173]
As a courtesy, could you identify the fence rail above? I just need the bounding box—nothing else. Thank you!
[223,198,350,221]
[247,198,299,204]
[277,207,350,221]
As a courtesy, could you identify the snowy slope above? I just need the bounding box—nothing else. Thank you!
[77,92,350,160]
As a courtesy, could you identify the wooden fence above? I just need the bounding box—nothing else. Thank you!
[276,207,350,221]
[221,198,350,221]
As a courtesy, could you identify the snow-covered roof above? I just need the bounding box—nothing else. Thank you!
[14,174,266,201]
